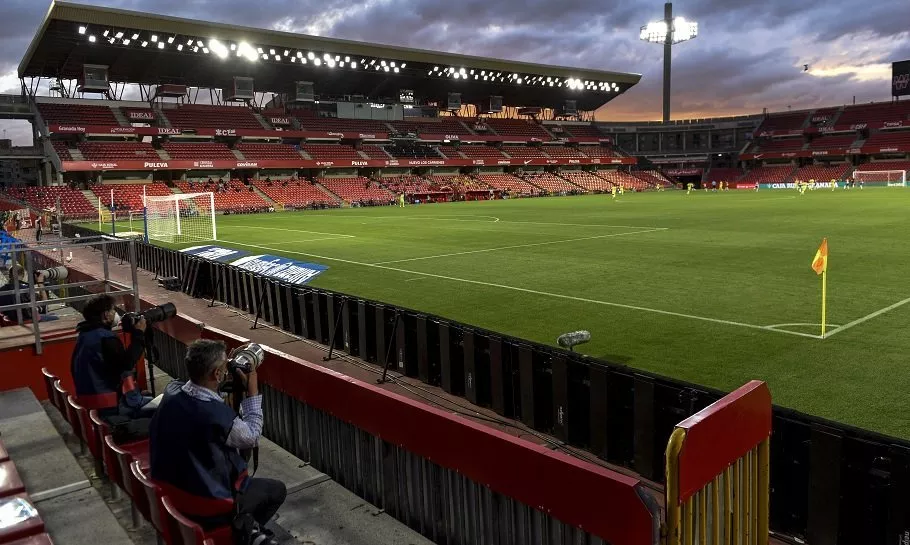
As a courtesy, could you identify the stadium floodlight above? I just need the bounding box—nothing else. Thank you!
[188,39,195,45]
[640,2,698,122]
[209,39,228,58]
[394,67,400,73]
[344,56,350,62]
[151,34,158,42]
[168,36,175,44]
[237,42,257,62]
[78,26,86,34]
[88,35,96,42]
[296,51,303,58]
[133,33,140,39]
[284,50,289,56]
[401,63,406,68]
[115,31,124,39]
[175,44,181,51]
[158,42,165,49]
[301,58,307,64]
[103,30,110,37]
[123,39,131,45]
[327,58,336,68]
[313,58,322,66]
[307,51,315,60]
[141,40,148,47]
[350,62,356,69]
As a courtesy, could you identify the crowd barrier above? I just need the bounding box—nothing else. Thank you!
[63,223,910,545]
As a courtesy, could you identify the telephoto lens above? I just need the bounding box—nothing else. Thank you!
[36,266,68,281]
[228,343,265,374]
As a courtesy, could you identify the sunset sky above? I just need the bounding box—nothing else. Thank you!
[1,0,909,143]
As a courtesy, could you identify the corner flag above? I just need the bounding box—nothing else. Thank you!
[811,238,828,337]
[811,238,828,275]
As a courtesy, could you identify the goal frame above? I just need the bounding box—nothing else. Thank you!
[852,169,906,187]
[143,192,217,244]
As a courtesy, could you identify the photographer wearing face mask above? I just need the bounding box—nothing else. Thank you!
[71,294,155,429]
[149,339,285,544]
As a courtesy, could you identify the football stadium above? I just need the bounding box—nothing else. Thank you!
[0,1,908,545]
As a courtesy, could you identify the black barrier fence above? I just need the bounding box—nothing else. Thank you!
[65,224,910,545]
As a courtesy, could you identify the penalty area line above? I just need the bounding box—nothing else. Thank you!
[823,294,910,338]
[235,225,356,238]
[222,240,815,340]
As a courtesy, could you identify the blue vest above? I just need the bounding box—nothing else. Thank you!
[71,325,120,411]
[150,383,248,510]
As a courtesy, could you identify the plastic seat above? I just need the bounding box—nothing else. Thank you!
[65,396,91,454]
[132,461,170,543]
[161,496,233,545]
[0,461,26,498]
[0,440,8,462]
[5,533,55,545]
[40,368,57,404]
[0,493,45,543]
[103,435,150,492]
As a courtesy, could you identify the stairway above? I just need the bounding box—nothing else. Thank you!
[82,189,100,210]
[252,185,278,207]
[457,119,476,135]
[357,150,371,159]
[253,112,272,130]
[232,149,246,160]
[155,107,173,128]
[316,182,346,205]
[827,106,845,127]
[69,148,85,161]
[110,107,131,127]
[157,148,171,160]
[298,149,313,160]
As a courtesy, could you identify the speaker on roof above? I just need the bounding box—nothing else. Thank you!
[294,81,315,103]
[447,92,462,111]
[564,100,578,116]
[81,64,109,93]
[226,77,254,101]
[488,96,503,114]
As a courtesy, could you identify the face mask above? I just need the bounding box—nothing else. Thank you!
[110,312,121,328]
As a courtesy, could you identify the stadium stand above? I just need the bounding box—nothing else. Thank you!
[301,144,363,161]
[388,117,473,136]
[836,101,910,126]
[319,177,393,203]
[234,142,303,160]
[557,124,604,138]
[502,145,546,159]
[162,142,236,160]
[542,146,587,158]
[596,169,649,190]
[253,179,338,208]
[862,131,910,149]
[808,135,857,150]
[633,170,673,188]
[755,111,808,132]
[524,172,581,193]
[435,145,463,159]
[705,167,744,182]
[51,140,73,161]
[808,107,840,125]
[90,182,172,211]
[78,141,159,160]
[359,145,391,159]
[175,179,268,212]
[162,104,263,129]
[854,160,910,172]
[753,138,804,152]
[292,114,390,133]
[473,173,539,195]
[384,143,442,159]
[4,185,96,218]
[37,102,121,126]
[458,145,507,159]
[560,171,613,192]
[579,145,622,158]
[382,175,440,195]
[791,164,851,182]
[484,118,553,139]
[737,165,797,184]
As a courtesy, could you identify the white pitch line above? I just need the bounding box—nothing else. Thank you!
[372,228,668,265]
[220,240,816,340]
[274,214,666,230]
[236,225,356,238]
[259,236,357,245]
[823,295,910,338]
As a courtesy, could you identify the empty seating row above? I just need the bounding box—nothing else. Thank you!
[382,176,440,195]
[484,118,552,139]
[862,131,910,148]
[473,174,539,195]
[50,141,73,161]
[737,165,797,184]
[318,177,392,202]
[40,368,232,545]
[559,171,613,192]
[90,183,172,211]
[301,144,363,161]
[836,101,910,125]
[235,143,302,160]
[292,115,390,133]
[791,164,851,182]
[458,145,506,159]
[162,142,235,160]
[501,146,543,159]
[253,180,338,209]
[756,112,808,132]
[541,146,587,158]
[808,135,857,150]
[524,173,581,193]
[578,145,621,158]
[175,180,268,212]
[383,144,441,159]
[632,170,673,187]
[854,160,910,172]
[3,186,96,218]
[359,145,390,160]
[754,138,804,152]
[78,141,159,160]
[162,105,263,130]
[596,170,647,190]
[37,103,120,126]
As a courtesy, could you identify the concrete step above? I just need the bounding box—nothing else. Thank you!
[157,149,170,160]
[109,106,130,127]
[232,149,246,160]
[316,183,345,206]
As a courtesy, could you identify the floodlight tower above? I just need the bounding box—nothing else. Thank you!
[640,2,698,122]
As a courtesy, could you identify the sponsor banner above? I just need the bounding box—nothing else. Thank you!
[127,111,155,120]
[48,124,181,136]
[734,182,758,190]
[665,168,703,176]
[181,245,249,263]
[193,128,389,140]
[231,254,328,286]
[269,117,290,126]
[763,181,837,190]
[757,129,803,137]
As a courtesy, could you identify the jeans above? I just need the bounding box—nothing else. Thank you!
[193,477,287,530]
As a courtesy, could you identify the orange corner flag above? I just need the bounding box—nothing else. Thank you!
[811,238,828,275]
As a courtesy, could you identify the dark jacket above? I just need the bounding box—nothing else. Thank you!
[70,320,145,416]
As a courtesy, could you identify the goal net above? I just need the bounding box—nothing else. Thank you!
[144,192,216,243]
[853,170,906,186]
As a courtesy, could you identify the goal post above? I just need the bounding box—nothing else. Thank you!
[143,192,217,244]
[852,170,906,186]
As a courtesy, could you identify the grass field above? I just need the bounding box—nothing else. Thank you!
[161,187,910,438]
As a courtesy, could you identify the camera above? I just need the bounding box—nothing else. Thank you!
[228,343,265,375]
[35,266,68,282]
[122,302,177,333]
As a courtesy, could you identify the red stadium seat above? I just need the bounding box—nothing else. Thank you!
[5,533,55,545]
[161,496,233,545]
[162,104,264,130]
[51,381,67,417]
[0,440,8,463]
[64,395,85,446]
[0,493,45,543]
[0,461,26,499]
[132,461,170,543]
[39,368,57,405]
[523,173,580,193]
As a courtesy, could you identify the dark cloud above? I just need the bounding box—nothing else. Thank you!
[0,0,907,141]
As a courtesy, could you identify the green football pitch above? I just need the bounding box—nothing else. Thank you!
[158,187,910,438]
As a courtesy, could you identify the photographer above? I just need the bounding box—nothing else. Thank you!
[149,339,285,544]
[71,294,154,424]
[0,265,49,322]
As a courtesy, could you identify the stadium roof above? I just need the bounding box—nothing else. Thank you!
[18,1,642,111]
